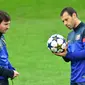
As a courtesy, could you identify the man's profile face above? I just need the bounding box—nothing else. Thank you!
[61,12,76,30]
[0,20,10,33]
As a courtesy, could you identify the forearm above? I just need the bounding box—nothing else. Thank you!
[8,61,15,70]
[66,50,85,61]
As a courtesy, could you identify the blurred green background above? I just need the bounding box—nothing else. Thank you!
[0,0,85,85]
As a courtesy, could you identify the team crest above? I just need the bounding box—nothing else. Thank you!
[76,34,80,40]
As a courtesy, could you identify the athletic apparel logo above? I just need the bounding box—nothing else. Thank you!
[76,34,80,40]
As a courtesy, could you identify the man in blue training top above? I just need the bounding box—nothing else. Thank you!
[0,11,19,85]
[53,7,85,85]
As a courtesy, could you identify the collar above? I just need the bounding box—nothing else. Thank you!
[73,22,84,31]
[0,33,2,37]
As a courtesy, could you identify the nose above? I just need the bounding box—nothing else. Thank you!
[7,25,10,29]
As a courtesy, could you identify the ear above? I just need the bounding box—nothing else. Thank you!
[72,13,77,18]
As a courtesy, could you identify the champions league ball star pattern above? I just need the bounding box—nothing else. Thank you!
[47,34,66,53]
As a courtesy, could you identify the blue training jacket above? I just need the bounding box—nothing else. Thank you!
[63,22,85,83]
[0,34,15,79]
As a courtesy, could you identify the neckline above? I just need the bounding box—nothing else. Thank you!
[73,22,84,31]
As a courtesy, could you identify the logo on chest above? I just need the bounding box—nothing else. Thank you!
[75,34,81,40]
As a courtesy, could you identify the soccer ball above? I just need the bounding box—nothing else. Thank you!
[47,34,66,53]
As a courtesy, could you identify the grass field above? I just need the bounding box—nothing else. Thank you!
[0,0,85,85]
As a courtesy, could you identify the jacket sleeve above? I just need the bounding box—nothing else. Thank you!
[62,57,70,62]
[0,66,14,78]
[8,61,15,70]
[65,49,85,61]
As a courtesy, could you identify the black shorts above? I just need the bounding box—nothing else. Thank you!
[71,82,85,85]
[0,79,8,85]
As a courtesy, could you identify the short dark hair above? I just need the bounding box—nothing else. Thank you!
[0,10,11,23]
[60,7,77,17]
